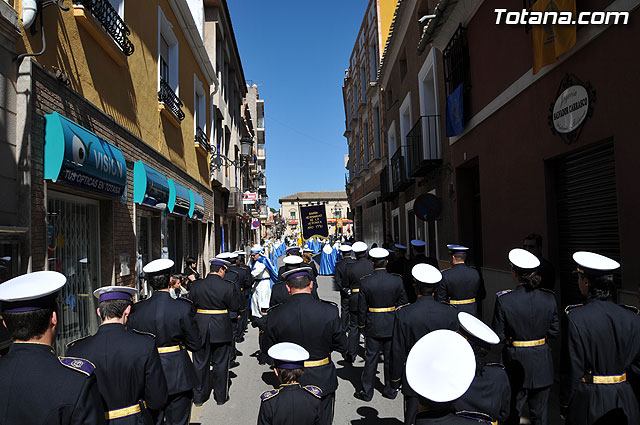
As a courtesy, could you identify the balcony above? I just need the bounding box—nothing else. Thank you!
[73,0,134,64]
[380,165,394,201]
[158,79,185,123]
[391,146,412,192]
[194,127,210,155]
[257,145,266,166]
[406,115,442,177]
[226,188,242,216]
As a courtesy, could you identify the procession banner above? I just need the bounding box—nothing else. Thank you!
[300,205,329,240]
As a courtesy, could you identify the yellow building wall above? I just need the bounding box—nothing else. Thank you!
[15,0,211,187]
[378,0,396,51]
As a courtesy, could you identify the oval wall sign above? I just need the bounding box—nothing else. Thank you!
[552,85,589,134]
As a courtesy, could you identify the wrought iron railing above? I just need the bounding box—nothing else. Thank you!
[194,126,210,152]
[380,165,392,200]
[158,79,185,121]
[406,115,442,177]
[74,0,134,56]
[391,146,411,191]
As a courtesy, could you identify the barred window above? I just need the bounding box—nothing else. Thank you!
[443,25,472,122]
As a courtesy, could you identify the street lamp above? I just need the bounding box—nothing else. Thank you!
[240,136,253,157]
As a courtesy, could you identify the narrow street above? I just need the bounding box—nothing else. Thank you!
[191,273,403,425]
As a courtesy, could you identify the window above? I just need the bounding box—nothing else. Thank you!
[388,121,397,157]
[290,210,296,219]
[400,93,412,148]
[399,49,408,81]
[369,42,377,81]
[108,0,123,18]
[360,66,367,103]
[158,7,179,92]
[362,119,370,165]
[194,75,206,136]
[373,106,381,158]
[443,25,471,121]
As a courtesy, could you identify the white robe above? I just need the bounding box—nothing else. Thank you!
[250,260,271,318]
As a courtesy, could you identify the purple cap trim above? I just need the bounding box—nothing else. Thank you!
[274,361,304,370]
[286,271,310,281]
[99,292,132,302]
[210,259,228,267]
[3,306,41,313]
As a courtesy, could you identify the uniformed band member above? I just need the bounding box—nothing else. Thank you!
[218,252,245,368]
[190,257,241,406]
[270,256,306,307]
[302,245,320,287]
[264,266,347,425]
[406,329,492,424]
[354,247,408,401]
[560,251,640,425]
[344,241,372,363]
[334,244,355,330]
[128,259,201,425]
[67,286,168,424]
[389,263,459,425]
[522,234,556,292]
[234,250,252,342]
[491,248,559,425]
[0,271,105,424]
[403,240,439,304]
[455,312,511,424]
[258,342,322,425]
[437,244,486,317]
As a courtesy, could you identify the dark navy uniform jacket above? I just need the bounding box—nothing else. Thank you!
[335,257,356,297]
[436,264,486,316]
[270,281,290,307]
[414,410,493,424]
[66,323,168,423]
[455,359,511,423]
[128,291,201,395]
[358,269,408,338]
[224,268,244,320]
[491,285,559,389]
[390,295,458,396]
[264,293,347,394]
[562,299,640,425]
[345,257,374,312]
[189,273,242,344]
[257,383,322,425]
[0,342,105,425]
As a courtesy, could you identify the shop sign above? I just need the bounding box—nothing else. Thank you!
[548,74,596,144]
[243,192,258,204]
[44,112,127,198]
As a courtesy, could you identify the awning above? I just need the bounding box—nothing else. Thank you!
[133,161,169,208]
[167,179,190,216]
[44,112,127,198]
[191,190,205,220]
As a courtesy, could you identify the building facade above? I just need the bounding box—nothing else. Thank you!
[279,191,351,239]
[343,0,395,246]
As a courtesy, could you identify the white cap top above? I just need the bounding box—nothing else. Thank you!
[352,241,368,253]
[447,244,469,252]
[339,245,353,253]
[458,312,500,345]
[93,285,138,300]
[0,271,66,302]
[406,329,476,402]
[283,255,304,265]
[267,342,310,363]
[234,250,246,256]
[411,263,442,284]
[143,259,174,274]
[508,248,540,270]
[217,252,238,260]
[573,251,620,272]
[369,247,389,259]
[411,239,426,247]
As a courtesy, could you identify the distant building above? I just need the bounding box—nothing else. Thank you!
[279,191,351,239]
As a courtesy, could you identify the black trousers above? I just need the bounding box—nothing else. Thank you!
[319,392,335,425]
[507,385,551,425]
[404,395,418,425]
[361,336,392,398]
[230,318,238,361]
[193,341,230,405]
[346,311,360,360]
[152,390,192,425]
[340,296,349,330]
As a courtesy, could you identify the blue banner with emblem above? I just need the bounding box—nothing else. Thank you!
[300,205,329,241]
[446,83,465,137]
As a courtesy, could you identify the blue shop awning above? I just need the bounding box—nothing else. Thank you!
[167,179,191,216]
[133,161,170,208]
[191,191,205,220]
[44,112,127,198]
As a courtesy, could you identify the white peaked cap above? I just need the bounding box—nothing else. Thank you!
[0,271,66,302]
[283,256,303,265]
[352,241,368,253]
[458,312,500,345]
[406,329,476,402]
[267,342,310,363]
[339,245,352,253]
[93,285,138,300]
[143,259,174,274]
[508,248,540,270]
[411,263,442,284]
[368,247,389,259]
[573,251,620,272]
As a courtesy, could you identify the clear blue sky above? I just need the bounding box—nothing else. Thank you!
[227,0,368,210]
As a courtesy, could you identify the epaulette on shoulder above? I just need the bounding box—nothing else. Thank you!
[303,385,323,398]
[620,304,640,315]
[539,288,555,295]
[176,296,193,305]
[441,267,452,272]
[359,273,372,281]
[390,272,403,278]
[59,356,95,376]
[485,362,505,369]
[455,410,494,423]
[395,303,410,311]
[266,303,283,313]
[320,299,338,307]
[260,388,279,402]
[132,329,156,338]
[564,304,583,315]
[66,334,90,349]
[496,289,512,297]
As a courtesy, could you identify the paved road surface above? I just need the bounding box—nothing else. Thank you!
[190,273,404,425]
